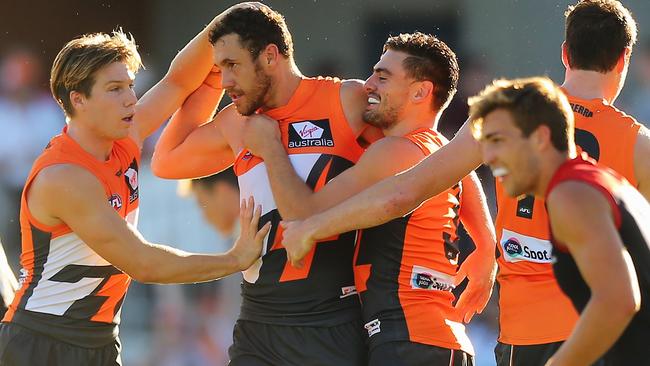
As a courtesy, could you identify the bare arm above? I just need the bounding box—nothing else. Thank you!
[545,182,640,366]
[305,121,482,240]
[454,172,497,323]
[243,114,425,222]
[152,104,240,179]
[634,125,650,201]
[28,165,270,284]
[131,13,226,144]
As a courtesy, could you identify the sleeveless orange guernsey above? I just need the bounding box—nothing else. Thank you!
[2,127,140,348]
[233,77,364,326]
[496,94,642,345]
[354,128,473,354]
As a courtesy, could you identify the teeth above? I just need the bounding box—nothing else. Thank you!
[491,167,509,177]
[368,97,380,104]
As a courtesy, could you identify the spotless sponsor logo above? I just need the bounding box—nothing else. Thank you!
[410,265,456,292]
[501,229,553,264]
[288,119,334,148]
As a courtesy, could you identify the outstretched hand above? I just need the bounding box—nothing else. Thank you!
[229,196,271,271]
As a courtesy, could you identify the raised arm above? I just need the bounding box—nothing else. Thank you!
[545,182,640,366]
[28,165,270,284]
[285,121,482,245]
[152,104,242,179]
[130,12,226,144]
[634,125,650,201]
[243,114,424,221]
[454,172,497,323]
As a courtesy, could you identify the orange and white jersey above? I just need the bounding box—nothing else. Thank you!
[354,128,473,354]
[3,128,139,347]
[495,93,643,345]
[234,77,365,326]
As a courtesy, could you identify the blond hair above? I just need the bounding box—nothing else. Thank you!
[50,29,142,117]
[469,77,574,152]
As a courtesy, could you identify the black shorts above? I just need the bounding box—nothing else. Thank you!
[0,323,121,366]
[228,319,366,366]
[368,341,473,366]
[494,341,562,366]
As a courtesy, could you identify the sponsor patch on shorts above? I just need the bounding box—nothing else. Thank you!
[364,319,381,337]
[410,265,455,291]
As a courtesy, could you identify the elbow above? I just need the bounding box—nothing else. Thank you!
[150,154,175,179]
[128,262,159,284]
[386,190,419,217]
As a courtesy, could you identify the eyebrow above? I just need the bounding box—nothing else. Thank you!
[374,67,392,76]
[481,131,501,141]
[219,58,237,66]
[104,78,134,86]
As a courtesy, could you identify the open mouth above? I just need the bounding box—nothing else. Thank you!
[229,92,242,103]
[367,94,380,109]
[491,166,509,181]
[122,114,134,123]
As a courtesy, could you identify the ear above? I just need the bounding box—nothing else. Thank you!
[531,124,553,151]
[260,43,280,69]
[69,90,86,113]
[410,80,434,105]
[561,41,570,69]
[615,46,632,73]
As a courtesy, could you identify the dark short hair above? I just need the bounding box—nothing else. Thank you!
[565,0,637,72]
[469,77,574,152]
[208,3,293,60]
[383,32,459,111]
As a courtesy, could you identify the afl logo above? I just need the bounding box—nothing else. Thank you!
[108,194,123,210]
[504,238,523,256]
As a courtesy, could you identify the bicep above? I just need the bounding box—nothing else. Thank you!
[39,169,146,273]
[152,119,234,179]
[311,138,425,211]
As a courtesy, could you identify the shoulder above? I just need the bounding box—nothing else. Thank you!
[547,180,612,227]
[340,79,366,101]
[32,164,104,196]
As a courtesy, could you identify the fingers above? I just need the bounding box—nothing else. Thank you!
[256,222,272,242]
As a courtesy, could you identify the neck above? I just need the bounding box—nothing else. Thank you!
[383,108,439,137]
[533,150,570,198]
[67,120,113,161]
[562,68,619,104]
[263,60,303,110]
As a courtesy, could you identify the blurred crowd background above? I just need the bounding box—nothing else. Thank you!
[2,1,650,365]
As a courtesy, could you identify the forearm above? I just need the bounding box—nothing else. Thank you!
[153,84,222,160]
[549,298,634,365]
[460,172,496,255]
[134,242,240,284]
[264,143,319,220]
[308,171,422,240]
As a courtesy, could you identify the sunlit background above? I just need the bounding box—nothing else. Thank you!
[2,1,650,365]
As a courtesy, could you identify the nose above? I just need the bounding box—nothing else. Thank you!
[124,87,137,107]
[364,75,376,94]
[481,143,497,166]
[221,70,235,89]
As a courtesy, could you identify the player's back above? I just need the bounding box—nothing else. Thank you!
[233,77,364,326]
[354,128,474,355]
[2,128,140,348]
[548,154,650,365]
